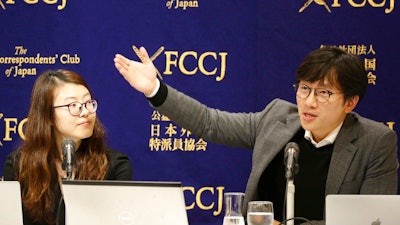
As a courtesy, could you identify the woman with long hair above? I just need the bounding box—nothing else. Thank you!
[3,69,133,225]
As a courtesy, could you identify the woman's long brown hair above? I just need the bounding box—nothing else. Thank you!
[17,69,108,224]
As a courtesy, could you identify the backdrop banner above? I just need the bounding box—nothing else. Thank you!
[1,1,399,225]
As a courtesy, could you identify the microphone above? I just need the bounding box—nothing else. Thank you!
[284,142,300,180]
[61,139,76,180]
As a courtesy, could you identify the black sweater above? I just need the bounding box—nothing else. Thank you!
[258,129,333,224]
[3,147,133,225]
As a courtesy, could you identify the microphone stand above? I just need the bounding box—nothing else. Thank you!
[283,142,299,225]
[286,179,295,225]
[66,161,73,180]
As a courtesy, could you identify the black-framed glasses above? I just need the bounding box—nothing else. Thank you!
[293,83,343,103]
[53,99,98,116]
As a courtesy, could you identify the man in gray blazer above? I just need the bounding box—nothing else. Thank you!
[114,46,398,225]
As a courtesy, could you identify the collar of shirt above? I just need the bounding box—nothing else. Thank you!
[304,122,344,148]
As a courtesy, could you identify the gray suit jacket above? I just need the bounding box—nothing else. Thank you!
[156,85,398,225]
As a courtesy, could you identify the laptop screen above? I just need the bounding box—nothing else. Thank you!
[326,194,400,225]
[0,181,24,225]
[62,180,189,225]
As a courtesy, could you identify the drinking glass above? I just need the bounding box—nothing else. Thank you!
[222,192,245,225]
[247,201,274,225]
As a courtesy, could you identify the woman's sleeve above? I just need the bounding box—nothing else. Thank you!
[3,151,18,181]
[105,149,133,181]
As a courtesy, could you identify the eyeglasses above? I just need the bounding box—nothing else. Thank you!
[293,83,343,103]
[53,99,98,116]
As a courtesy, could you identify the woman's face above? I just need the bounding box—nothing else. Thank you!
[52,83,96,148]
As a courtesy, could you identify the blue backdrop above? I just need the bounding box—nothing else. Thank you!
[1,1,399,225]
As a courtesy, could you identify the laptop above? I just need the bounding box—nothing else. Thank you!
[326,194,400,225]
[61,180,189,225]
[0,181,24,225]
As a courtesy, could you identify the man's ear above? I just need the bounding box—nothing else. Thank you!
[344,96,360,113]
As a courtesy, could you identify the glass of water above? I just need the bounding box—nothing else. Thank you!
[222,192,245,225]
[247,201,274,225]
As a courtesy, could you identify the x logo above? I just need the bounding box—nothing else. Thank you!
[299,0,331,13]
[0,0,5,10]
[132,45,164,80]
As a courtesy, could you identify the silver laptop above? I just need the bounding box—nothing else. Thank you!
[326,194,400,225]
[62,180,189,225]
[0,181,24,225]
